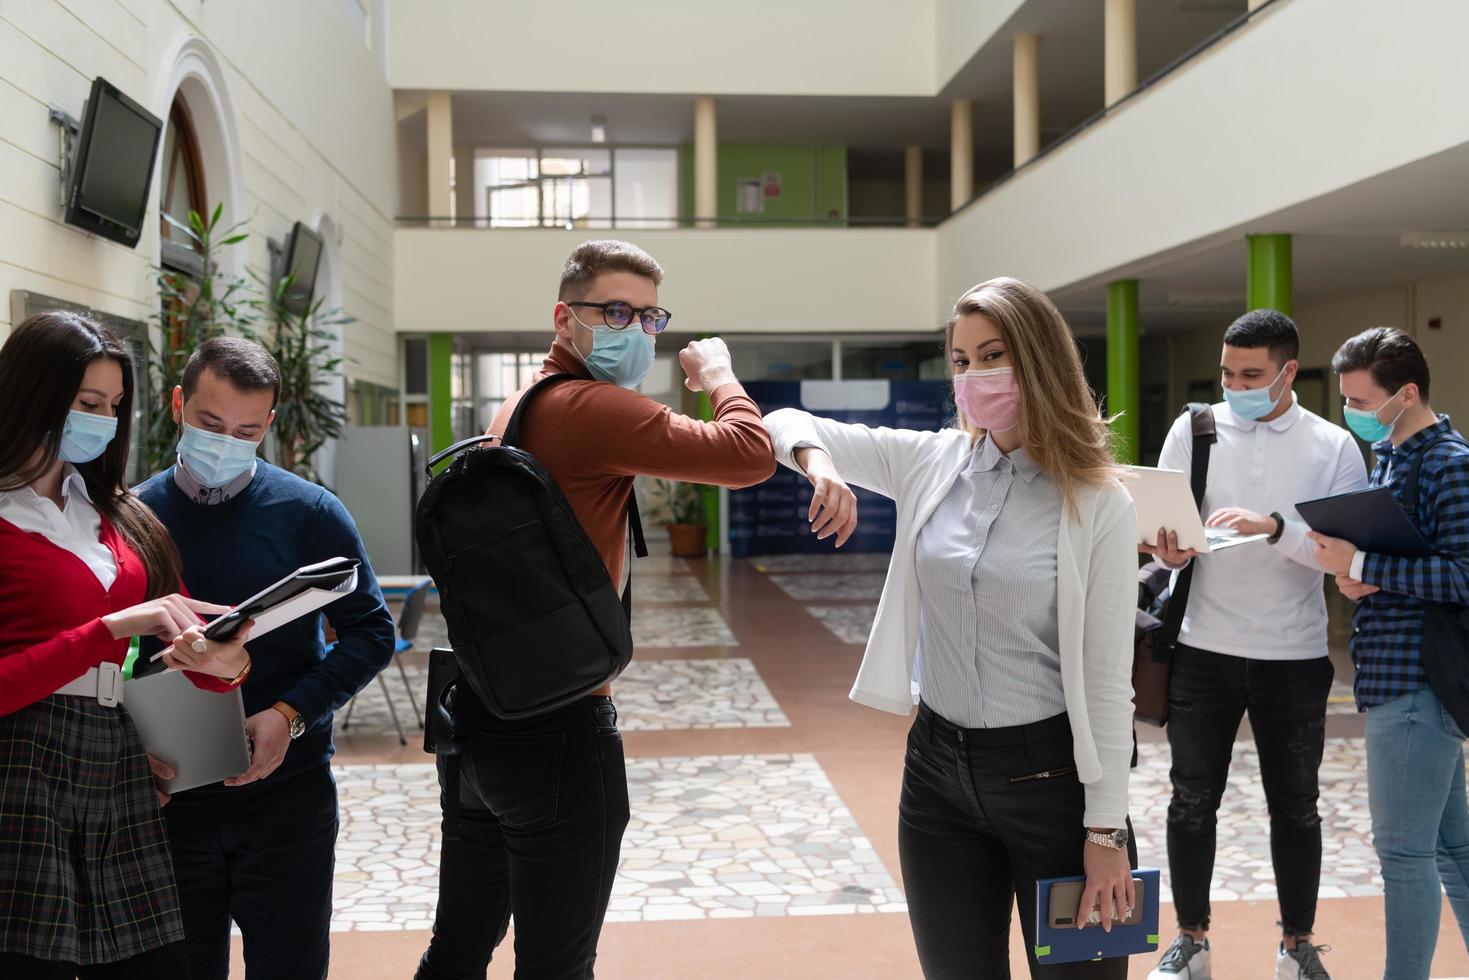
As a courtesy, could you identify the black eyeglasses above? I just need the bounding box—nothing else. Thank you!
[568,301,672,335]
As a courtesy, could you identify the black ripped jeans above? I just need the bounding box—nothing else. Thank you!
[1164,644,1333,935]
[415,694,629,980]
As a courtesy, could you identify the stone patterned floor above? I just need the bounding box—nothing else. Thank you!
[751,553,893,573]
[635,574,712,603]
[1131,737,1382,903]
[412,602,738,656]
[338,658,787,737]
[767,573,888,602]
[806,605,878,646]
[328,755,904,932]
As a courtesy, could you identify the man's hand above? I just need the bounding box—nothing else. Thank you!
[1308,531,1358,576]
[1335,574,1380,602]
[679,338,737,393]
[1206,507,1278,538]
[225,709,291,787]
[148,754,176,807]
[1138,528,1198,569]
[797,448,858,548]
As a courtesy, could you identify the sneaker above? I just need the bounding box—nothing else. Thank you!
[1148,935,1211,979]
[1276,940,1332,980]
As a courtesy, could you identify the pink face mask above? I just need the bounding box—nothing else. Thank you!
[953,367,1022,433]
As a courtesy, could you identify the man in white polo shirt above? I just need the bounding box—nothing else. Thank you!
[1142,309,1367,980]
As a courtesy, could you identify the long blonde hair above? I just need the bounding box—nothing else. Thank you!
[946,277,1120,514]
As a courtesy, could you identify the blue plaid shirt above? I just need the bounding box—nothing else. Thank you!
[1352,415,1469,709]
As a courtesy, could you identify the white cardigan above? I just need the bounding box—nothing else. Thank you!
[764,409,1138,828]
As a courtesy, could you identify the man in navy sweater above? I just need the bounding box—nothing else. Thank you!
[137,338,394,980]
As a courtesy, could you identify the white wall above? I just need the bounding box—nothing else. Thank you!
[937,0,1469,304]
[387,0,935,97]
[933,0,1026,93]
[394,227,937,335]
[0,0,399,388]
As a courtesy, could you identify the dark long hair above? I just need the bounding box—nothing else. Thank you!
[0,312,181,599]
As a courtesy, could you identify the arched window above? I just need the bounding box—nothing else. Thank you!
[160,98,207,269]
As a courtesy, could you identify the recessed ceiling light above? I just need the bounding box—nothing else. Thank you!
[1400,231,1469,249]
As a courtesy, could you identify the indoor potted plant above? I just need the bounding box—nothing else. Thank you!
[646,478,708,558]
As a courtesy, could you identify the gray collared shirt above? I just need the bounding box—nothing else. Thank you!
[914,435,1065,729]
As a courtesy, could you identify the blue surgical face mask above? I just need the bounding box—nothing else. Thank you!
[1222,362,1289,421]
[1344,390,1407,445]
[58,409,119,464]
[573,314,655,389]
[178,422,260,487]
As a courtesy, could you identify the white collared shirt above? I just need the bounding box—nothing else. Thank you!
[1158,395,1368,660]
[0,466,117,590]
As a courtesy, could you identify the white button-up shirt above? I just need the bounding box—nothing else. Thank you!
[0,466,117,590]
[1158,395,1368,660]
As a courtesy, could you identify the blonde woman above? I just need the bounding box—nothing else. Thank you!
[764,278,1138,978]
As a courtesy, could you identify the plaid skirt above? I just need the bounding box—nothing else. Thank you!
[0,695,186,965]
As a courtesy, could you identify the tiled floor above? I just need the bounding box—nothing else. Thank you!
[265,553,1469,978]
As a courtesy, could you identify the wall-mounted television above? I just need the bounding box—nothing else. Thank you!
[63,77,163,249]
[279,221,324,315]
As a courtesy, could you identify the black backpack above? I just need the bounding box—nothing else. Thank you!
[1403,433,1469,734]
[414,373,647,721]
[1132,402,1216,726]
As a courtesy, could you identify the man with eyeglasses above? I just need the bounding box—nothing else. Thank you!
[415,239,775,980]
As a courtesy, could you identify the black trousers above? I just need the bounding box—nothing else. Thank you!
[163,764,339,980]
[0,942,190,978]
[898,703,1138,980]
[416,695,630,980]
[1164,644,1333,935]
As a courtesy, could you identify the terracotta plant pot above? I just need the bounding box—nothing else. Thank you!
[667,523,708,558]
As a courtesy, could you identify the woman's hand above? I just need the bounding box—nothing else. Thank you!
[1079,837,1135,932]
[797,448,858,548]
[102,595,231,643]
[161,622,254,679]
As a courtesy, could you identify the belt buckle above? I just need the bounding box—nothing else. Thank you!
[96,661,122,707]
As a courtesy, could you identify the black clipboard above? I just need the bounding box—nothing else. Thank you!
[1295,486,1432,558]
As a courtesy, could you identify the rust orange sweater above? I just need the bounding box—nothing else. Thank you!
[489,338,775,589]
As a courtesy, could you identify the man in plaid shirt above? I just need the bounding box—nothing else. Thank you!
[1309,327,1469,978]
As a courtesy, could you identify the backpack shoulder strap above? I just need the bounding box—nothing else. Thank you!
[1404,432,1469,521]
[1185,402,1217,510]
[502,373,582,448]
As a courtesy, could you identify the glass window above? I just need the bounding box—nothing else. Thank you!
[161,100,206,254]
[472,147,677,229]
[842,340,947,381]
[403,338,428,395]
[475,150,539,228]
[730,340,834,382]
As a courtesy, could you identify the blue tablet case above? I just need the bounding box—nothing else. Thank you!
[1034,868,1161,965]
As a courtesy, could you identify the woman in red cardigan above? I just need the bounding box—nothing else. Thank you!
[0,313,255,979]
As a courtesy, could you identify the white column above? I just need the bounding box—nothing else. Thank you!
[950,101,973,211]
[426,92,454,224]
[1104,0,1137,106]
[1248,0,1268,9]
[1013,34,1040,168]
[904,145,924,227]
[693,97,717,229]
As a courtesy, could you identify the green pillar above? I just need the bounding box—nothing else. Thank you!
[1107,279,1141,465]
[1246,234,1293,315]
[428,333,454,456]
[698,389,720,553]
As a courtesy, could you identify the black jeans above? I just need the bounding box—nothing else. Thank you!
[163,764,339,980]
[0,944,189,979]
[898,703,1138,980]
[1164,644,1333,935]
[415,695,630,980]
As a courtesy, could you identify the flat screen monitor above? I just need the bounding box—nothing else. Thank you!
[280,222,324,315]
[64,77,163,249]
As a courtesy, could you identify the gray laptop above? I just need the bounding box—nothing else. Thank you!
[123,669,251,793]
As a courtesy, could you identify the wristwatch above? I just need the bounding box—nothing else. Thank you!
[1086,827,1129,851]
[1267,511,1286,545]
[272,701,306,740]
